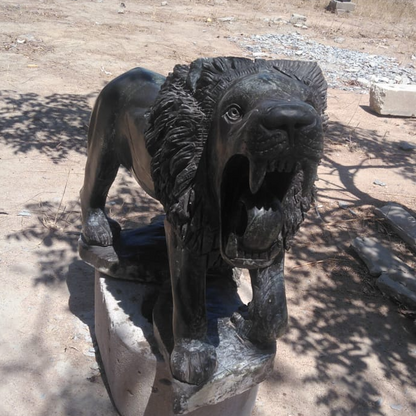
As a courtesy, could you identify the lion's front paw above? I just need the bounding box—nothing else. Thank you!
[82,208,121,246]
[232,311,287,346]
[170,339,217,385]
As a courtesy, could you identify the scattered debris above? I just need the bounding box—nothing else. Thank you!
[18,210,31,217]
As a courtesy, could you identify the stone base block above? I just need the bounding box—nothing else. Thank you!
[95,271,263,416]
[327,0,356,12]
[370,84,416,117]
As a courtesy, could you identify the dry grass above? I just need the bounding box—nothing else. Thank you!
[355,0,416,23]
[237,0,416,22]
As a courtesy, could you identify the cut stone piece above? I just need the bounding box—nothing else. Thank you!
[350,237,415,278]
[375,203,416,252]
[95,271,269,416]
[327,0,356,12]
[370,84,416,117]
[377,273,416,309]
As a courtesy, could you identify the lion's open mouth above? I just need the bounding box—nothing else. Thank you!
[220,155,298,268]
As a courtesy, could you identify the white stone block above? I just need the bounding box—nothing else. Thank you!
[328,0,356,12]
[370,84,416,117]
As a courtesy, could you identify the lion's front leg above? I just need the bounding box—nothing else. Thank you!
[164,220,217,385]
[232,252,288,345]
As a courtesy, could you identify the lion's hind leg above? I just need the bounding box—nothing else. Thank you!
[80,93,121,247]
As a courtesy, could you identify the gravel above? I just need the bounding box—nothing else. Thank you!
[231,32,416,92]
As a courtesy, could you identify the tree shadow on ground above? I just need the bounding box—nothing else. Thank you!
[321,120,416,207]
[0,90,93,162]
[263,201,416,415]
[4,181,161,414]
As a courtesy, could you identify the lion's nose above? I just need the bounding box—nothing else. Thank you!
[261,101,317,132]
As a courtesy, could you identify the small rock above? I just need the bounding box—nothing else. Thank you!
[338,201,350,209]
[373,179,386,186]
[374,397,383,407]
[390,403,403,411]
[357,77,371,87]
[289,13,307,25]
[399,141,416,151]
[217,17,235,22]
[118,2,126,13]
[84,347,96,357]
[252,52,268,57]
[334,37,345,44]
[295,50,303,56]
[161,1,168,5]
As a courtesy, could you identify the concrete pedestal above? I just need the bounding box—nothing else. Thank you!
[94,271,264,416]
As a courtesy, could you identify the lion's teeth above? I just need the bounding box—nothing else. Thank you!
[249,162,267,194]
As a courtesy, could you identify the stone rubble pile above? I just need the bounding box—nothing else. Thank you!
[231,32,416,92]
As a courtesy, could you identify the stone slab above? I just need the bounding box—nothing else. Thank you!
[377,273,416,309]
[370,84,416,117]
[375,203,416,252]
[327,0,356,12]
[95,272,267,416]
[350,236,415,278]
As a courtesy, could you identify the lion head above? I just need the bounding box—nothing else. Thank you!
[145,57,326,269]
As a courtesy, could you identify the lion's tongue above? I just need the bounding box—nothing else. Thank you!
[241,201,283,251]
[226,190,283,256]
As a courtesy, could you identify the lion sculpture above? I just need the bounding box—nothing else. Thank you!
[80,57,327,385]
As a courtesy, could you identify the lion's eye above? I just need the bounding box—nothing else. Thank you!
[224,105,242,122]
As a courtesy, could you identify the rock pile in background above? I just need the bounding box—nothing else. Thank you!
[231,32,416,92]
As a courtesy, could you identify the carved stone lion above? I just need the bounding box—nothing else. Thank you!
[80,57,327,385]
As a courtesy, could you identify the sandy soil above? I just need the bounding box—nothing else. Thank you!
[1,1,416,415]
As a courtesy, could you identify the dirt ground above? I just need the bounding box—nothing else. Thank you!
[1,1,416,415]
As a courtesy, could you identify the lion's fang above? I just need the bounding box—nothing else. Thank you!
[249,162,267,194]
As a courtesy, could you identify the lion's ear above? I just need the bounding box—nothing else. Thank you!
[186,58,212,92]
